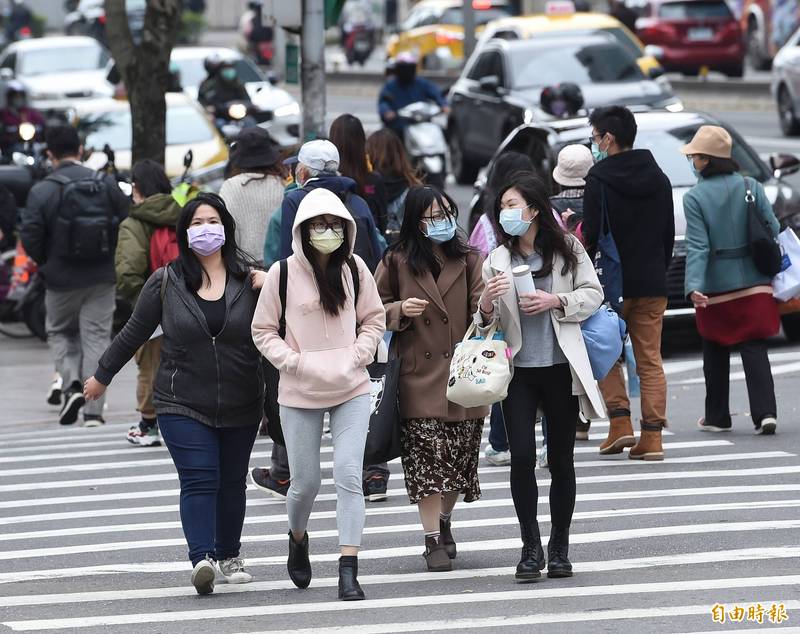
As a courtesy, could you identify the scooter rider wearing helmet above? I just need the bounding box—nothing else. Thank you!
[198,54,251,116]
[0,80,45,155]
[378,53,448,137]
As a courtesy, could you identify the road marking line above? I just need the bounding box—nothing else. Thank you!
[0,546,796,608]
[0,440,729,478]
[0,518,798,584]
[3,498,798,543]
[5,577,800,631]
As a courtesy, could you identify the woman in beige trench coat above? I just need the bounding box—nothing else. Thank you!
[374,186,487,574]
[478,173,604,583]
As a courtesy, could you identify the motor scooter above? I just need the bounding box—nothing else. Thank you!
[396,101,448,189]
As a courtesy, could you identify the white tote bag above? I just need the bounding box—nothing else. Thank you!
[773,228,800,302]
[446,321,512,408]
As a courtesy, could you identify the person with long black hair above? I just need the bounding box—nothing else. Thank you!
[252,187,385,601]
[478,174,604,581]
[84,193,266,595]
[374,186,487,573]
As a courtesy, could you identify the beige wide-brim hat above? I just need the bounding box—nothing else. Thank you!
[680,125,732,159]
[553,144,594,187]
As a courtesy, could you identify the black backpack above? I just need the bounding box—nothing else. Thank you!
[745,177,782,277]
[263,257,361,445]
[338,190,380,272]
[48,172,118,261]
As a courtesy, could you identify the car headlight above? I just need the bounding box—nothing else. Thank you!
[29,92,61,101]
[523,108,534,124]
[273,102,300,119]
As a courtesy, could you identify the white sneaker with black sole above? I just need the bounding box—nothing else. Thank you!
[217,557,252,584]
[191,557,216,595]
[46,376,63,406]
[59,382,85,426]
[755,417,777,435]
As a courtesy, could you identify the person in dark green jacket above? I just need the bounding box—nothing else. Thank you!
[681,125,779,436]
[115,159,182,447]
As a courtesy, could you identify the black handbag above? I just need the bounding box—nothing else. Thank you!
[363,337,401,465]
[745,177,782,277]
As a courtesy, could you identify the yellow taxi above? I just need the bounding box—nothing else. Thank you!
[480,2,662,75]
[386,0,515,70]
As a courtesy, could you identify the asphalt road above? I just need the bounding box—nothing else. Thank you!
[2,79,800,632]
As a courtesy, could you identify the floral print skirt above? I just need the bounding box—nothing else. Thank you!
[400,417,484,504]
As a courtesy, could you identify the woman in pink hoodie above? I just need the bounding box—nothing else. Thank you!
[251,188,385,601]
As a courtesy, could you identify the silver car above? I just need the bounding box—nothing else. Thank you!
[170,46,301,148]
[772,27,800,136]
[0,36,114,110]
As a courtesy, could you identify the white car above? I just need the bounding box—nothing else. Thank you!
[170,46,301,148]
[772,27,800,137]
[0,36,114,110]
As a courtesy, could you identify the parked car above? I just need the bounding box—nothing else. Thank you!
[169,46,301,148]
[386,0,515,70]
[736,0,800,71]
[635,0,745,77]
[479,5,662,76]
[64,0,146,45]
[74,93,228,178]
[0,36,114,112]
[469,110,800,338]
[447,34,682,182]
[772,27,800,136]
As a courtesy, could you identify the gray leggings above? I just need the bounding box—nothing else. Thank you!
[280,393,370,547]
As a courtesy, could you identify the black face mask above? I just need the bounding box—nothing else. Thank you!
[395,64,416,85]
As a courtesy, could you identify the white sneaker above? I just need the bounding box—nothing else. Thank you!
[537,443,548,469]
[217,557,252,584]
[755,417,777,435]
[485,446,511,466]
[191,557,216,595]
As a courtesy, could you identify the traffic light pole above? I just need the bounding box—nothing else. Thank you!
[301,0,326,140]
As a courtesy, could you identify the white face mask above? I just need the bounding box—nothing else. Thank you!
[309,228,344,254]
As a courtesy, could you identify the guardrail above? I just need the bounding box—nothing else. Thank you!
[326,69,773,100]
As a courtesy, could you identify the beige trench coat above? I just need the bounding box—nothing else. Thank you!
[480,238,606,421]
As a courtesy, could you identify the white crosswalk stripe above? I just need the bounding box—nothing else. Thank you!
[1,407,797,634]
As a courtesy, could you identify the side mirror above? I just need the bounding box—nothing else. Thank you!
[0,68,14,81]
[183,149,193,169]
[770,153,800,177]
[648,66,665,80]
[478,74,501,93]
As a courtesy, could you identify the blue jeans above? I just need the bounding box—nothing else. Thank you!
[158,415,259,566]
[488,402,509,452]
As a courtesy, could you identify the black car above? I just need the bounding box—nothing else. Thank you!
[468,110,800,339]
[447,34,683,183]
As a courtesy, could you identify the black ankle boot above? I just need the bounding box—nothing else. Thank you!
[515,522,545,582]
[338,556,365,601]
[287,531,312,588]
[547,527,573,578]
[439,516,457,559]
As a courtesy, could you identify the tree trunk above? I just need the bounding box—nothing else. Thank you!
[104,0,182,166]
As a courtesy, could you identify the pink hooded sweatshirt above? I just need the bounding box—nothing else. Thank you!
[251,188,386,409]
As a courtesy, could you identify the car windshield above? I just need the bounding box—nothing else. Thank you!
[510,41,644,88]
[532,27,643,59]
[19,46,109,76]
[79,105,215,151]
[171,56,263,88]
[658,1,732,19]
[440,7,513,25]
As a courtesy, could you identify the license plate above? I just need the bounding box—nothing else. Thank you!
[687,27,714,41]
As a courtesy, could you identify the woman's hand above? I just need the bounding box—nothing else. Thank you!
[519,290,562,315]
[480,273,510,313]
[690,291,709,309]
[560,209,576,224]
[401,297,429,318]
[84,376,107,402]
[250,269,267,290]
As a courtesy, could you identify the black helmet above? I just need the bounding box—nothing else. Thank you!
[540,83,584,118]
[204,53,223,74]
[6,79,26,99]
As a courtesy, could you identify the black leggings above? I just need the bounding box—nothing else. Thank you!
[502,364,578,531]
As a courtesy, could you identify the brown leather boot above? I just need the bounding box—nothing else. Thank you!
[599,413,636,455]
[629,423,664,461]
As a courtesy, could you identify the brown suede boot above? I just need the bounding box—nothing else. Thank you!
[599,413,636,455]
[629,423,664,461]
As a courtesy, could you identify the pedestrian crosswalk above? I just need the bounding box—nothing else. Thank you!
[0,389,798,634]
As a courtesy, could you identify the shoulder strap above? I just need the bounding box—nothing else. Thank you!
[347,256,360,307]
[278,258,288,339]
[45,173,72,187]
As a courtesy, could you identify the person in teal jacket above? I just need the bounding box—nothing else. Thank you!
[263,179,298,269]
[680,125,779,436]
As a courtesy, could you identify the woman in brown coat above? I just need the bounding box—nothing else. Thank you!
[374,186,487,573]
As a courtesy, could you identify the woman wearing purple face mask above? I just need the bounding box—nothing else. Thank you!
[84,193,268,596]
